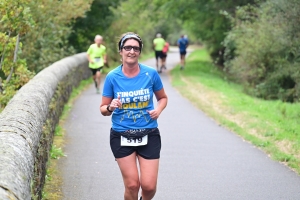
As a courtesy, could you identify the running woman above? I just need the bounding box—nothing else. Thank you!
[100,32,168,200]
[87,35,107,93]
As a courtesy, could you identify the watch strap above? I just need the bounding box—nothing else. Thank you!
[107,104,113,112]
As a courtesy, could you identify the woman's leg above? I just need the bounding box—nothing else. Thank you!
[138,156,159,200]
[117,152,140,200]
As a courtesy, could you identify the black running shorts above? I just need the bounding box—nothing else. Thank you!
[180,50,187,55]
[90,67,103,75]
[110,128,161,159]
[155,51,164,59]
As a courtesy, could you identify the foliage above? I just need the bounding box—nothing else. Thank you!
[223,0,300,102]
[154,0,256,63]
[68,0,120,54]
[68,0,185,64]
[106,0,156,61]
[21,0,93,72]
[50,145,64,159]
[104,0,184,62]
[0,0,93,110]
[0,0,35,110]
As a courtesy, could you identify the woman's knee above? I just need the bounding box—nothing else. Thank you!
[126,181,140,193]
[141,183,156,194]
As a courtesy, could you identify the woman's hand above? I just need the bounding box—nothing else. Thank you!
[147,109,162,119]
[109,95,122,111]
[147,88,167,119]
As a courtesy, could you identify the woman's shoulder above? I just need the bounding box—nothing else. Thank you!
[107,65,122,77]
[139,63,157,73]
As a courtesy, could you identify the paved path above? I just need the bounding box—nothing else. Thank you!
[60,49,300,200]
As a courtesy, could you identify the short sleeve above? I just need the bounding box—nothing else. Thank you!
[87,45,93,55]
[152,71,163,92]
[102,73,114,98]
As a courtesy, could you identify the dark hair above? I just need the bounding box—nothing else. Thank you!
[118,32,143,52]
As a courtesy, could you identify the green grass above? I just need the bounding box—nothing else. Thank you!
[54,126,63,136]
[171,48,300,173]
[50,145,65,159]
[140,51,155,61]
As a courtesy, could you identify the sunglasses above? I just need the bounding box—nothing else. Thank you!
[122,45,141,52]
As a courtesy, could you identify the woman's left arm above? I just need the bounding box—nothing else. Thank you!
[147,88,168,119]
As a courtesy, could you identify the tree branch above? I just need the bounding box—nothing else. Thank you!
[6,34,19,83]
[0,77,3,93]
[0,31,11,71]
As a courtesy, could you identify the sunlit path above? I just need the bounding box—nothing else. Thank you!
[60,49,300,200]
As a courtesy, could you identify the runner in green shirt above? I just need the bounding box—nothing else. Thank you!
[87,35,107,94]
[153,33,165,73]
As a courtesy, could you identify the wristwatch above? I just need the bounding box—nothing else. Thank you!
[106,104,113,112]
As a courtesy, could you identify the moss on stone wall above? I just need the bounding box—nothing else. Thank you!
[32,63,91,199]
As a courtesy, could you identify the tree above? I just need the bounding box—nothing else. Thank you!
[0,0,93,110]
[101,0,185,62]
[21,0,93,72]
[154,0,256,64]
[0,0,35,110]
[223,0,300,102]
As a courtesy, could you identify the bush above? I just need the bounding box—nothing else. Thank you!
[223,0,300,102]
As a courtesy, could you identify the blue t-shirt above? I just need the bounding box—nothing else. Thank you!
[102,63,163,132]
[177,38,189,52]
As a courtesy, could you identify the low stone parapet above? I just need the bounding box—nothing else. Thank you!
[0,53,90,200]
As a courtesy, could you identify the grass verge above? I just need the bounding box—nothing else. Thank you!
[170,48,300,174]
[42,78,93,200]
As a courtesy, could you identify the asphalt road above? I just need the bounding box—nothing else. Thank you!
[59,49,300,200]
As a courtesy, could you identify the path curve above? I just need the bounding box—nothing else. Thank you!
[60,49,300,200]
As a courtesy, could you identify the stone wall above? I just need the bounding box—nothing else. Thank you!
[0,53,90,200]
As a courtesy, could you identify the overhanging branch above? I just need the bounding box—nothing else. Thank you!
[0,31,11,71]
[6,34,19,83]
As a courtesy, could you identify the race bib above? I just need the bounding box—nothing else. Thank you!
[121,135,148,146]
[94,58,101,63]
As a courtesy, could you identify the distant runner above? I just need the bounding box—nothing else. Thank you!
[87,35,107,94]
[177,35,189,70]
[153,33,166,73]
[161,41,169,71]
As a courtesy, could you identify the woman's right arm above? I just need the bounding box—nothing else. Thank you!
[100,96,122,116]
[100,96,113,116]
